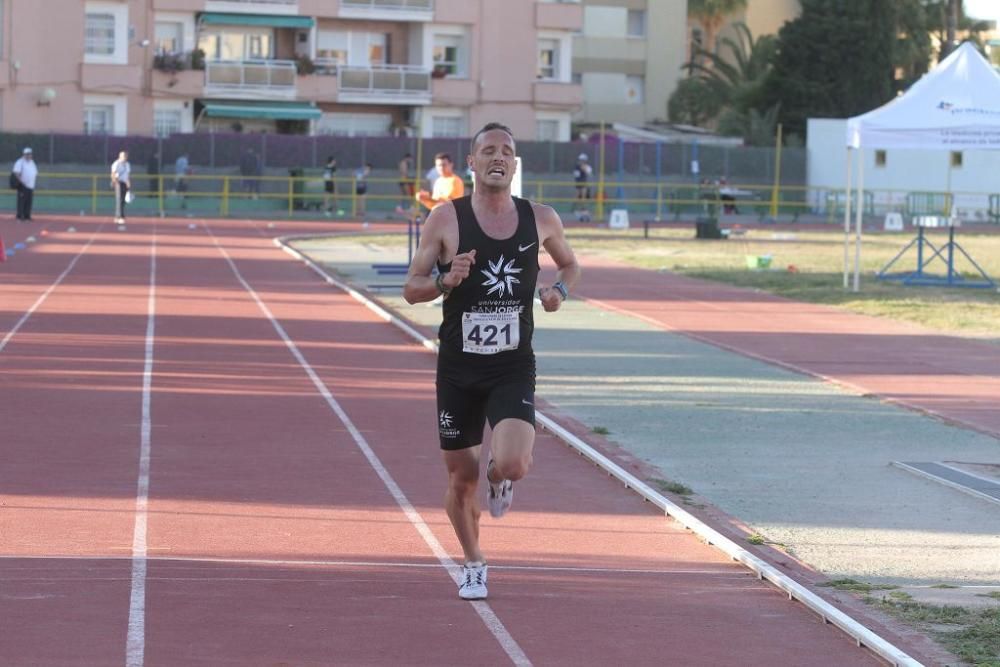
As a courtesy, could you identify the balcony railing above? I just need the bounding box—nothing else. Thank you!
[205,60,297,98]
[319,62,432,103]
[205,0,298,15]
[338,0,434,21]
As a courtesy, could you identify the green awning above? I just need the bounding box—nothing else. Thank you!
[201,101,322,121]
[199,12,315,29]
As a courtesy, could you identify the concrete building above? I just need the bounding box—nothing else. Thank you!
[571,0,688,127]
[0,0,583,139]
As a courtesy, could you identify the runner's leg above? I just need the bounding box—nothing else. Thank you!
[443,446,485,563]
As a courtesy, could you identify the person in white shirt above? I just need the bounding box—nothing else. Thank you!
[110,151,131,226]
[12,147,38,222]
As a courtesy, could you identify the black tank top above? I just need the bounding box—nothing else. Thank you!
[438,196,539,364]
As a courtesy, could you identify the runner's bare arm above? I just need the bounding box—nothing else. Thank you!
[534,204,580,312]
[403,205,475,304]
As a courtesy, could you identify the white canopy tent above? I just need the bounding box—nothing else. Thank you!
[842,42,1000,290]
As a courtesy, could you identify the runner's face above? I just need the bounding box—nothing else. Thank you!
[470,130,516,190]
[435,158,454,177]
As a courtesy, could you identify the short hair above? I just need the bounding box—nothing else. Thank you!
[327,155,335,162]
[471,122,514,153]
[434,152,452,163]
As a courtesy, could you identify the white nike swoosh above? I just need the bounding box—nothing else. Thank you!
[518,242,536,252]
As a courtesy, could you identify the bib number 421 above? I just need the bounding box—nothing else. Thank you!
[462,312,520,355]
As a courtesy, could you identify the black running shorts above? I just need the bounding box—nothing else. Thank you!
[436,355,535,451]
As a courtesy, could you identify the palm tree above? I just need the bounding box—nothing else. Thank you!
[688,0,749,60]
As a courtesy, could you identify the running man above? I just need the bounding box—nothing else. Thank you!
[403,123,580,600]
[415,153,465,211]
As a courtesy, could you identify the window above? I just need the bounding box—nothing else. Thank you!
[155,21,183,54]
[198,30,273,61]
[85,13,115,55]
[431,116,464,138]
[950,151,963,168]
[433,34,463,76]
[83,105,114,134]
[154,109,182,137]
[627,10,646,38]
[317,31,349,65]
[317,112,392,136]
[625,75,644,104]
[875,150,887,167]
[537,39,558,80]
[537,119,559,141]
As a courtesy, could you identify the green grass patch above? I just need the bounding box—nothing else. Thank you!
[977,592,1000,600]
[818,578,899,593]
[590,425,610,435]
[650,478,692,496]
[746,534,766,545]
[869,596,1000,666]
[932,583,960,589]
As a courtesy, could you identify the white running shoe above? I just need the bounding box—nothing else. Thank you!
[487,460,514,518]
[458,563,488,600]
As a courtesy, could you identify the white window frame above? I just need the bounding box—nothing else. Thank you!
[84,105,114,135]
[537,38,559,80]
[198,28,275,62]
[154,109,182,137]
[154,12,196,56]
[84,2,128,65]
[535,112,570,142]
[422,108,466,138]
[154,21,184,55]
[83,94,128,135]
[317,30,349,66]
[627,9,646,38]
[536,31,572,83]
[427,25,469,78]
[316,112,392,137]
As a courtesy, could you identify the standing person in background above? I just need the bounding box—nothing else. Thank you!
[415,153,464,212]
[573,153,592,202]
[110,150,131,228]
[354,163,372,219]
[323,156,338,217]
[12,147,38,222]
[174,153,190,209]
[240,148,261,199]
[398,152,415,208]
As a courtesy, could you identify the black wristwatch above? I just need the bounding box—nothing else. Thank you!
[552,281,568,300]
[435,273,452,295]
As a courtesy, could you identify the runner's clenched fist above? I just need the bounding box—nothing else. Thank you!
[443,249,476,288]
[538,285,564,312]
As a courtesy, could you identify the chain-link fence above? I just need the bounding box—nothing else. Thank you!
[0,131,806,184]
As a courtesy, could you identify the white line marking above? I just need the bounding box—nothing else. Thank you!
[211,226,531,667]
[892,461,1000,507]
[275,234,924,667]
[126,231,156,667]
[0,225,104,354]
[937,461,1000,487]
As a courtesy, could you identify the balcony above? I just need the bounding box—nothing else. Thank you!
[204,60,297,99]
[536,1,583,30]
[337,0,434,22]
[327,63,432,105]
[205,0,299,14]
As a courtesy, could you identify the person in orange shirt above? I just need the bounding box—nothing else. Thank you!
[416,153,465,211]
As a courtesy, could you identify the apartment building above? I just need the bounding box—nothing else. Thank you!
[571,1,688,126]
[0,0,582,139]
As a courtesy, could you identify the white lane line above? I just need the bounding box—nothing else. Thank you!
[126,231,156,667]
[208,226,531,667]
[274,235,924,667]
[0,225,104,354]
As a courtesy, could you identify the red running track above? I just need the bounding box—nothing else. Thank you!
[1,216,916,665]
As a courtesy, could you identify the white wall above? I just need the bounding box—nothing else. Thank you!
[583,6,626,37]
[808,118,1000,220]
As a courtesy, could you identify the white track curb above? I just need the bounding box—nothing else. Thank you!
[274,234,923,667]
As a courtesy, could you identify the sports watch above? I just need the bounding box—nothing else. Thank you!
[552,281,568,300]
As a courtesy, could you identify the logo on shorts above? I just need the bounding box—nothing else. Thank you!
[439,410,460,439]
[481,254,522,298]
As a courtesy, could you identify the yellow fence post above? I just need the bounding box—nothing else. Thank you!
[222,176,230,217]
[158,175,164,215]
[597,122,606,222]
[769,123,784,219]
[351,176,357,217]
[288,176,294,218]
[91,175,98,215]
[656,183,663,221]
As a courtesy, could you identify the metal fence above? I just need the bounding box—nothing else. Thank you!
[0,131,806,184]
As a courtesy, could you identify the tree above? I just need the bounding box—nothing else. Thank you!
[688,0,749,59]
[761,0,898,139]
[668,77,724,126]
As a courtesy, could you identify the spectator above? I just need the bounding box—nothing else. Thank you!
[415,153,465,211]
[573,153,592,201]
[174,153,190,208]
[240,148,261,199]
[354,163,372,218]
[12,147,38,222]
[398,152,415,207]
[323,156,337,216]
[110,150,131,227]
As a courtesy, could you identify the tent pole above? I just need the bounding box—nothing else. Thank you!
[843,147,853,290]
[853,149,864,292]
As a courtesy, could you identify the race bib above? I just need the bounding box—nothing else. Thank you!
[462,311,520,355]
